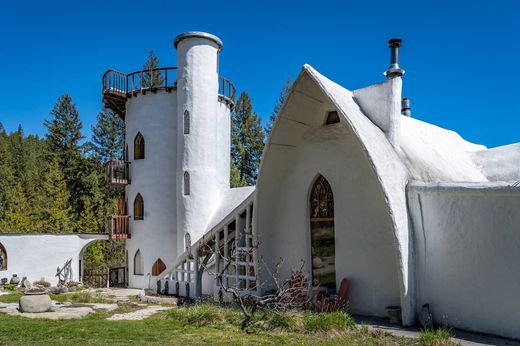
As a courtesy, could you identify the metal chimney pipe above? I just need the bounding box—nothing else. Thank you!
[384,38,405,79]
[401,98,411,117]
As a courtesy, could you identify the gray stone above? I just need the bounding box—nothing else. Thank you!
[19,294,52,313]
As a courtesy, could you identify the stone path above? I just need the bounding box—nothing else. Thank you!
[107,305,171,321]
[355,316,520,346]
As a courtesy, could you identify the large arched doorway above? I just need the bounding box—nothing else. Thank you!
[0,242,7,271]
[309,175,336,291]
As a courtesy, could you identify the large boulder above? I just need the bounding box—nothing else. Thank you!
[19,294,52,313]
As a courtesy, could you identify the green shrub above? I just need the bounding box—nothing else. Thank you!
[302,311,355,332]
[420,327,453,345]
[167,304,222,326]
[3,284,16,291]
[266,313,293,330]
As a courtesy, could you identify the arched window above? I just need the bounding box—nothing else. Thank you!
[183,110,190,134]
[152,258,166,276]
[0,243,6,271]
[134,132,145,160]
[184,171,190,195]
[309,175,336,291]
[134,193,144,220]
[134,249,143,275]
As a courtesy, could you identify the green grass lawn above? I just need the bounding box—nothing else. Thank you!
[0,292,456,346]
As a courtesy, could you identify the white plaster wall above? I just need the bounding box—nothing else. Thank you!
[125,91,178,289]
[176,36,227,256]
[0,234,105,285]
[256,99,401,317]
[408,182,520,339]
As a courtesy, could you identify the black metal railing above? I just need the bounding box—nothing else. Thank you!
[104,160,130,186]
[102,67,236,109]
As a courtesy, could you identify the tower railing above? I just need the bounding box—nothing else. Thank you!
[104,160,130,186]
[218,77,236,110]
[102,67,236,118]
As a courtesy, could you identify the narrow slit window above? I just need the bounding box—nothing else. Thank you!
[184,110,190,134]
[325,111,340,125]
[184,171,190,196]
[134,132,145,160]
[134,193,144,220]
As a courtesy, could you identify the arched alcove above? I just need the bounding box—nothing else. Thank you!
[134,249,144,275]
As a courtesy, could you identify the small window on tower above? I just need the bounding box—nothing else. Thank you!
[134,193,144,220]
[184,171,190,196]
[325,111,340,125]
[184,110,190,134]
[134,132,145,160]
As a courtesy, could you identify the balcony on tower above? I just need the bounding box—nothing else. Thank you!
[101,67,235,120]
[106,215,131,239]
[105,160,130,186]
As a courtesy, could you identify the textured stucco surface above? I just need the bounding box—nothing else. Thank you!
[408,182,520,339]
[255,67,402,317]
[126,91,178,289]
[176,35,231,257]
[0,234,106,285]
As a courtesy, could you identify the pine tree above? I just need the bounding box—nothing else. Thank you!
[44,94,85,214]
[91,109,125,163]
[39,159,72,233]
[230,161,247,188]
[264,78,293,137]
[142,50,165,88]
[231,92,265,186]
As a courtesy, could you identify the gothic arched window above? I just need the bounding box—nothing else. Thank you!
[184,171,190,196]
[0,243,6,271]
[134,193,144,220]
[309,174,336,290]
[134,132,145,160]
[134,249,144,275]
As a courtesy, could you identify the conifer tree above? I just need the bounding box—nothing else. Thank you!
[91,109,125,163]
[44,94,85,214]
[264,78,293,138]
[142,50,165,88]
[39,159,72,233]
[231,92,265,186]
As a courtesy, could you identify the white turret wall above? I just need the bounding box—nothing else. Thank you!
[176,35,228,255]
[125,91,178,288]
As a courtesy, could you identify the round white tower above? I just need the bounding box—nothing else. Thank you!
[174,32,231,256]
[125,89,178,289]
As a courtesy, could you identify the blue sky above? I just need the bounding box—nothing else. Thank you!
[0,0,518,148]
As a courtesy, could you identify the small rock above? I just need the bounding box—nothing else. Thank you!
[19,294,52,313]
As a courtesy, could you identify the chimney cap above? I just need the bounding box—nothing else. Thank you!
[174,31,223,50]
[388,38,402,47]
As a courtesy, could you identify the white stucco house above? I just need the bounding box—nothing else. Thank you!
[2,32,519,339]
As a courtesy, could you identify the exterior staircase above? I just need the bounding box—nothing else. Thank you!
[158,194,258,300]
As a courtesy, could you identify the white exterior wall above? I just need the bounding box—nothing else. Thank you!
[408,182,520,339]
[125,91,178,289]
[176,35,228,256]
[0,234,106,286]
[255,82,402,317]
